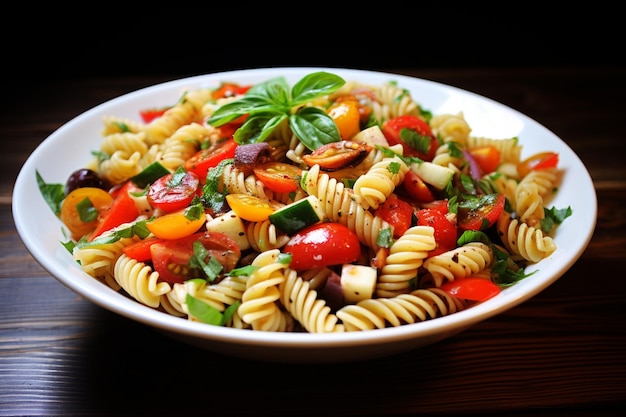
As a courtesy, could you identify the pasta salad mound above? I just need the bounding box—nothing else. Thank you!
[37,71,572,333]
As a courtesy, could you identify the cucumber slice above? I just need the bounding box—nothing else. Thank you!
[268,195,324,234]
[130,161,171,188]
[410,161,454,190]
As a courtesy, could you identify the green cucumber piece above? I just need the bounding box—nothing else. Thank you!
[269,195,324,234]
[130,161,171,188]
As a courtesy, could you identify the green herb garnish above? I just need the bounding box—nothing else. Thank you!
[206,71,345,150]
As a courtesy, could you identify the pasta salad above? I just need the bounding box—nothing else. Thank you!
[37,71,572,333]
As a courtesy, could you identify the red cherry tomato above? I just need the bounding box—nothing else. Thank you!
[382,115,439,161]
[184,138,237,183]
[517,151,559,178]
[253,162,303,193]
[147,170,201,213]
[375,194,414,238]
[419,199,450,216]
[402,170,435,203]
[150,231,241,284]
[216,114,249,139]
[416,207,457,256]
[283,223,361,270]
[457,193,505,231]
[439,277,501,302]
[89,181,141,241]
[212,83,251,100]
[122,237,164,261]
[139,107,170,123]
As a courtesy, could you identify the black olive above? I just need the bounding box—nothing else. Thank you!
[65,169,111,195]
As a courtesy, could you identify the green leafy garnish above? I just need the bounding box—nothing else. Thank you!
[206,71,346,150]
[186,294,239,326]
[399,128,431,154]
[201,158,232,213]
[376,227,394,248]
[542,206,573,233]
[69,220,151,253]
[76,197,98,222]
[36,170,65,216]
[188,241,223,282]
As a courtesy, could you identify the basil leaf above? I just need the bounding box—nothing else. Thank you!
[186,294,224,325]
[246,76,290,105]
[289,107,341,150]
[207,96,281,127]
[36,170,65,216]
[234,112,288,144]
[291,72,345,105]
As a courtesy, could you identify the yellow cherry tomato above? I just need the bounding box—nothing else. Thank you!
[327,100,360,140]
[225,193,275,222]
[60,187,114,240]
[146,208,206,239]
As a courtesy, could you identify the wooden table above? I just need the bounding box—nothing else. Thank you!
[2,66,625,416]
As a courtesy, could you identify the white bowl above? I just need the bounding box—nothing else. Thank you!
[13,68,596,363]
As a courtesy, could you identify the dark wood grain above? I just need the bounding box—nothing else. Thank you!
[1,67,625,416]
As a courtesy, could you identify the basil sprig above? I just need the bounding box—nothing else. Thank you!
[206,71,346,150]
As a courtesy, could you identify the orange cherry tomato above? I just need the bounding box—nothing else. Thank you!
[327,100,361,140]
[253,162,302,193]
[225,194,275,222]
[60,187,114,240]
[146,208,206,240]
[469,145,501,174]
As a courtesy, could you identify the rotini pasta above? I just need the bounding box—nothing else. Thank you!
[44,70,571,335]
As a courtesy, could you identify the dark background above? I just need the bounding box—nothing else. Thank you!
[5,5,621,87]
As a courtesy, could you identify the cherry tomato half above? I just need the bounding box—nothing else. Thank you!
[150,231,241,284]
[146,208,206,240]
[122,236,164,262]
[517,151,559,178]
[456,193,505,231]
[147,170,201,213]
[184,138,237,183]
[439,277,501,302]
[469,145,501,174]
[327,100,361,140]
[382,115,438,161]
[416,207,457,256]
[376,194,414,238]
[253,162,302,193]
[90,181,141,241]
[402,170,435,203]
[139,107,171,123]
[283,222,361,270]
[212,83,251,100]
[225,194,275,222]
[60,187,114,240]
